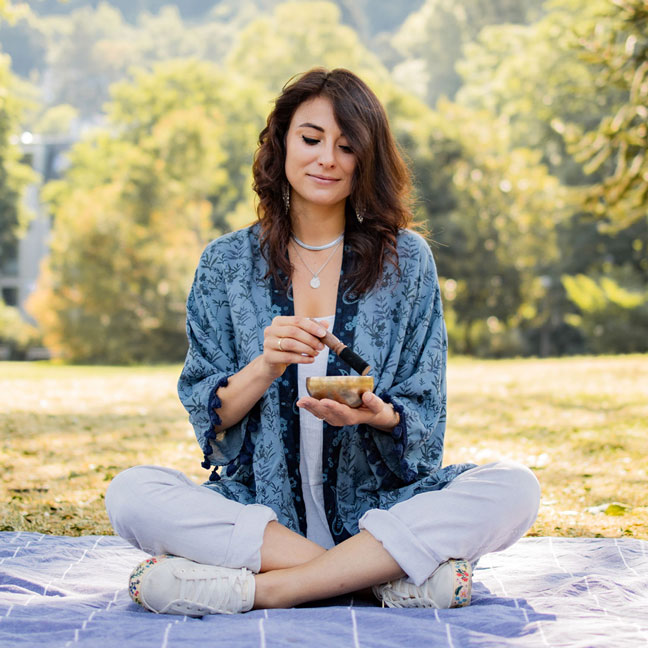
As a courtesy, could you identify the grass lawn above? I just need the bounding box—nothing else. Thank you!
[1,356,647,539]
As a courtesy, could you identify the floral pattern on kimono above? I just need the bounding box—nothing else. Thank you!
[178,223,475,543]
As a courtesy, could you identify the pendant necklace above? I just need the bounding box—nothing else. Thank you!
[291,238,343,289]
[292,232,344,251]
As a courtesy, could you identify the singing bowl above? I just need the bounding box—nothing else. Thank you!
[305,375,374,408]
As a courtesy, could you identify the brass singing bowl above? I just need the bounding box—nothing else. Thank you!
[305,376,374,408]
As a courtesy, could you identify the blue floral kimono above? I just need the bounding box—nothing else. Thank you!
[178,223,474,544]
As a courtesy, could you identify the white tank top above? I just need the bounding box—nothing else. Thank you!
[296,315,336,549]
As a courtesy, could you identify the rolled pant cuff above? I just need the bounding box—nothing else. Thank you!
[359,508,442,586]
[223,503,278,573]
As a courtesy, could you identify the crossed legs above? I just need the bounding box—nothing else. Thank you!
[106,461,540,609]
[255,523,403,608]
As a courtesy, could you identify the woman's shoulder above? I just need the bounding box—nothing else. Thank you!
[201,223,260,261]
[396,228,434,263]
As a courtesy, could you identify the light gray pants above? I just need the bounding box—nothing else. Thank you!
[105,461,540,586]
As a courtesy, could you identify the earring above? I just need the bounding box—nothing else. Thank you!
[355,205,365,224]
[282,182,290,215]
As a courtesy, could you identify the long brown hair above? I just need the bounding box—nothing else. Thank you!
[252,67,413,295]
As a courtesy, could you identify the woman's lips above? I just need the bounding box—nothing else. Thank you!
[308,174,339,184]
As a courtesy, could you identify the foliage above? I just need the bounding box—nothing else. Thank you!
[453,0,648,354]
[226,2,389,91]
[7,1,421,120]
[27,3,254,118]
[20,0,424,35]
[27,7,423,363]
[36,4,134,118]
[0,49,37,263]
[390,0,544,105]
[31,103,78,135]
[404,100,571,356]
[3,0,648,360]
[0,299,41,358]
[28,62,243,363]
[456,5,607,185]
[565,0,648,231]
[563,269,648,353]
[454,0,647,216]
[107,60,268,230]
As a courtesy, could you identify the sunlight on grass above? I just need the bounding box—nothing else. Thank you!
[1,356,647,538]
[445,355,648,539]
[1,363,203,535]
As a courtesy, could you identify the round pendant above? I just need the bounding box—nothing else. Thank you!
[310,276,321,289]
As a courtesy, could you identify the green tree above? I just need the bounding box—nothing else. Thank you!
[32,2,259,118]
[563,269,648,353]
[566,0,648,231]
[38,4,134,118]
[28,62,242,363]
[27,7,443,363]
[454,0,648,353]
[418,101,569,355]
[0,4,37,264]
[223,0,580,356]
[108,60,268,230]
[0,298,40,358]
[391,0,544,106]
[32,104,79,136]
[226,1,390,91]
[455,1,612,185]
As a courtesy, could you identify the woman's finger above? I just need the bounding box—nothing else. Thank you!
[262,336,316,364]
[265,317,327,356]
[361,391,385,414]
[297,397,371,426]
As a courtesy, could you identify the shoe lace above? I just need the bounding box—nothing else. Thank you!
[379,580,440,608]
[176,568,249,612]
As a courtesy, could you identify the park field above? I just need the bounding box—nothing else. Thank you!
[1,356,647,539]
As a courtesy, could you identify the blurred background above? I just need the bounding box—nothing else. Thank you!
[0,0,646,364]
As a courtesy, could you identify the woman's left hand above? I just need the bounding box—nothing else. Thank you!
[296,391,399,432]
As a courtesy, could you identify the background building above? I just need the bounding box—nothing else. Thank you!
[0,134,73,319]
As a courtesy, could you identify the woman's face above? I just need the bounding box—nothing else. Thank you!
[284,95,357,212]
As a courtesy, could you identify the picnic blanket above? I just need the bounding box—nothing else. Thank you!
[1,532,647,647]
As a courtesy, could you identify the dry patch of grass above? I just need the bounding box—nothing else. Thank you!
[445,355,648,539]
[1,356,647,538]
[1,363,203,535]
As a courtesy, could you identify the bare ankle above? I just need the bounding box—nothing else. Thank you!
[253,571,291,609]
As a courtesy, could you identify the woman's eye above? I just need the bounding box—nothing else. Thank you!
[339,145,353,154]
[302,136,319,145]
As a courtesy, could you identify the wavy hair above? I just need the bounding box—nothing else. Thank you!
[252,67,413,295]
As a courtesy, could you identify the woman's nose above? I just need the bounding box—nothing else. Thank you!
[318,142,336,168]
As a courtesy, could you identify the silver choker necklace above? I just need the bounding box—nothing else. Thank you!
[292,232,344,251]
[291,238,343,289]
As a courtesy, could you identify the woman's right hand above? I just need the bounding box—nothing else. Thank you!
[260,316,328,379]
[207,317,329,432]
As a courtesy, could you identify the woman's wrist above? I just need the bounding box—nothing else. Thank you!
[253,353,286,382]
[212,355,279,432]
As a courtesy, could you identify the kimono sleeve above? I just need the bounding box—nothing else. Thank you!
[177,242,246,468]
[368,240,450,484]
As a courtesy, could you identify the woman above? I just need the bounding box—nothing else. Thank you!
[106,68,540,615]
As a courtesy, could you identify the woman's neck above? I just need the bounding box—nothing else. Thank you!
[290,199,346,246]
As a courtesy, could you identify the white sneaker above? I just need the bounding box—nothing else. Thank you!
[373,559,472,609]
[128,555,255,616]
